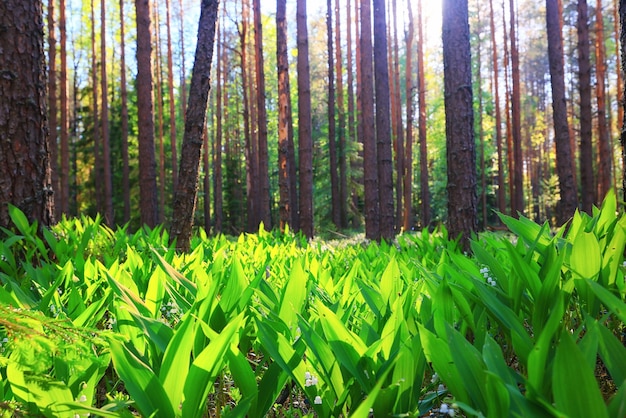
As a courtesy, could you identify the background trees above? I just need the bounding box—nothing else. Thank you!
[32,0,625,236]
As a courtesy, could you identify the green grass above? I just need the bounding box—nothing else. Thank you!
[1,192,625,417]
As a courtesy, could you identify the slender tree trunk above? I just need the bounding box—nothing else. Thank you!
[509,0,524,215]
[335,0,348,228]
[253,0,272,229]
[475,7,487,227]
[619,0,626,203]
[595,0,612,203]
[373,0,395,240]
[101,0,113,225]
[417,0,430,227]
[203,122,211,233]
[135,0,160,227]
[546,0,578,222]
[214,14,223,233]
[327,0,341,229]
[502,0,514,215]
[489,0,505,215]
[48,0,59,206]
[577,0,594,215]
[0,0,54,227]
[90,0,103,217]
[347,0,359,228]
[154,4,166,223]
[615,0,624,138]
[170,0,220,251]
[443,0,478,249]
[403,1,415,232]
[360,0,380,240]
[120,0,131,223]
[391,0,404,231]
[59,0,69,216]
[297,0,314,238]
[277,0,295,231]
[165,0,178,190]
[177,0,187,121]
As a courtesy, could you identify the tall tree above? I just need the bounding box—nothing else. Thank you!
[165,0,179,190]
[391,0,404,230]
[327,0,341,228]
[347,0,359,228]
[90,0,102,216]
[119,0,131,223]
[0,0,54,227]
[546,0,578,222]
[577,0,594,215]
[509,0,524,215]
[442,0,478,248]
[214,14,224,233]
[153,2,166,223]
[620,0,626,201]
[335,0,348,228]
[373,0,395,240]
[135,0,160,227]
[297,0,314,238]
[489,0,506,215]
[403,0,415,231]
[101,0,113,225]
[360,0,380,240]
[595,0,612,203]
[253,0,272,229]
[277,0,295,231]
[59,0,70,216]
[170,0,220,252]
[417,0,430,227]
[47,0,59,204]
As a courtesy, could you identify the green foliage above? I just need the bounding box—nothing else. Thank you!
[1,192,626,416]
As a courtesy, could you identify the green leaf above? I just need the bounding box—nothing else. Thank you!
[586,279,626,323]
[597,323,626,386]
[570,231,602,280]
[278,259,308,331]
[552,332,608,418]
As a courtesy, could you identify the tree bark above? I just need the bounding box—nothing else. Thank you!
[327,0,341,229]
[360,0,380,240]
[0,0,54,227]
[620,0,626,203]
[170,0,220,252]
[101,0,113,225]
[277,0,295,231]
[391,0,404,231]
[417,0,430,227]
[373,0,395,241]
[253,0,272,230]
[509,0,524,216]
[214,14,223,233]
[119,0,131,223]
[595,0,612,203]
[443,0,478,249]
[154,5,166,223]
[297,0,314,238]
[546,0,578,222]
[135,0,160,227]
[90,0,102,217]
[577,0,594,215]
[47,0,59,207]
[59,0,70,216]
[403,0,415,232]
[335,0,348,228]
[165,0,179,190]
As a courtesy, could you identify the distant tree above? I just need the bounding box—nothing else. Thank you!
[119,0,131,223]
[165,0,179,190]
[546,0,578,222]
[509,0,524,215]
[391,0,404,231]
[90,0,102,216]
[373,0,395,240]
[253,0,272,230]
[214,16,224,233]
[335,0,348,228]
[0,0,54,227]
[135,0,160,227]
[417,0,430,227]
[619,0,626,199]
[360,0,380,240]
[101,0,113,225]
[595,0,612,203]
[47,0,59,205]
[277,0,296,231]
[442,0,478,248]
[327,0,341,229]
[59,0,70,216]
[297,0,314,238]
[403,0,415,232]
[489,0,505,215]
[577,0,594,215]
[170,0,220,252]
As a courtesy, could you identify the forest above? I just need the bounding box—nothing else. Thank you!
[1,0,626,417]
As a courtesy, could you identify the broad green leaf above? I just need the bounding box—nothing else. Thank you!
[379,257,401,316]
[597,323,626,385]
[225,347,258,415]
[570,231,602,280]
[109,339,175,417]
[278,259,308,331]
[552,332,608,418]
[586,279,626,323]
[159,312,196,409]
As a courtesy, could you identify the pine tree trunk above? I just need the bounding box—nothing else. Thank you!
[47,0,59,206]
[277,0,295,231]
[101,0,113,225]
[177,0,187,122]
[119,0,131,223]
[165,0,178,190]
[577,0,594,215]
[347,0,359,229]
[154,4,166,224]
[203,122,211,233]
[297,0,314,238]
[595,0,613,203]
[619,0,626,203]
[0,0,54,227]
[327,0,341,229]
[253,0,272,230]
[475,7,486,227]
[336,0,348,228]
[403,0,415,232]
[135,0,159,227]
[214,16,223,233]
[502,0,515,215]
[90,0,102,217]
[489,0,506,216]
[443,0,478,249]
[509,0,524,215]
[417,0,430,227]
[59,0,70,216]
[170,0,220,251]
[546,0,578,222]
[391,0,404,231]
